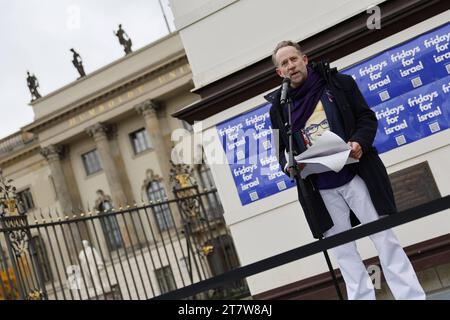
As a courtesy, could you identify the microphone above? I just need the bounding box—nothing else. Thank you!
[280,77,291,105]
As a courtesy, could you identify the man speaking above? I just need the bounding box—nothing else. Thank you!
[268,40,425,300]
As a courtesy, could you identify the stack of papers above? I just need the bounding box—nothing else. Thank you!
[294,131,359,179]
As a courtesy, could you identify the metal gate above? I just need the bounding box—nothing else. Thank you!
[0,166,250,300]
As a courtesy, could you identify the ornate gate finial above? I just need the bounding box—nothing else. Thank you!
[169,161,197,190]
[0,169,24,217]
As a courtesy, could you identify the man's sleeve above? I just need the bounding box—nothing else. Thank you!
[269,107,288,173]
[346,76,378,151]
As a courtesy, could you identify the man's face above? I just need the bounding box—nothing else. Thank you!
[275,46,308,88]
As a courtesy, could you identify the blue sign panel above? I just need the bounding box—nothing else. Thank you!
[216,103,296,206]
[342,22,450,153]
[372,75,450,153]
[217,22,449,205]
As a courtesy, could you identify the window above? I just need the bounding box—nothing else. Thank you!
[30,236,52,282]
[197,164,215,189]
[17,188,35,211]
[130,128,152,154]
[82,149,102,175]
[155,266,176,294]
[146,181,174,231]
[98,200,123,251]
[197,164,222,217]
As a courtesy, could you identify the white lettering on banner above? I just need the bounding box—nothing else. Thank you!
[390,46,421,62]
[375,105,405,120]
[253,129,271,140]
[399,61,424,77]
[233,164,257,177]
[443,82,450,93]
[218,123,243,137]
[383,119,408,135]
[423,32,450,48]
[419,102,433,112]
[435,42,449,53]
[228,132,239,140]
[369,71,383,81]
[433,51,450,63]
[407,91,439,107]
[377,104,408,135]
[268,171,285,180]
[269,162,279,172]
[359,61,388,76]
[228,137,246,150]
[241,177,260,191]
[255,122,265,130]
[259,155,277,166]
[417,106,442,122]
[368,75,391,91]
[245,113,270,126]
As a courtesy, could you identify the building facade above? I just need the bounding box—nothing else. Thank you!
[169,0,450,299]
[0,32,245,300]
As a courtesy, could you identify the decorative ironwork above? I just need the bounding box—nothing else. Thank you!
[170,161,201,221]
[0,170,29,259]
[27,290,46,300]
[0,169,23,217]
[2,217,28,258]
[201,245,214,256]
[169,161,197,190]
[0,170,49,300]
[0,165,248,300]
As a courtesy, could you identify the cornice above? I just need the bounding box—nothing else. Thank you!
[24,55,189,134]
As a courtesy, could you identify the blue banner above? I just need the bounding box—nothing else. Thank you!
[372,76,450,153]
[216,103,295,206]
[342,22,450,152]
[216,22,449,205]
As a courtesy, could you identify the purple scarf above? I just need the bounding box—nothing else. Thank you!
[290,66,326,134]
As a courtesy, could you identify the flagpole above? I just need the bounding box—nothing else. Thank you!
[158,0,171,33]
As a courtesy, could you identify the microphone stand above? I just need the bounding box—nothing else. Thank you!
[284,96,344,300]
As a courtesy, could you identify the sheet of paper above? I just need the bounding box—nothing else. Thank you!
[294,131,359,179]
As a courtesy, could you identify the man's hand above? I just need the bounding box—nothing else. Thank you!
[286,163,305,174]
[348,141,363,159]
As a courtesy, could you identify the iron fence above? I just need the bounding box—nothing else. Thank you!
[0,186,250,300]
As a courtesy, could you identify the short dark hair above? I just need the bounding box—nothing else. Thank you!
[272,41,303,66]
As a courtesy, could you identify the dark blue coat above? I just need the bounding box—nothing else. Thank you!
[268,61,397,238]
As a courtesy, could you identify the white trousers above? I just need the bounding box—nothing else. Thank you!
[319,175,425,300]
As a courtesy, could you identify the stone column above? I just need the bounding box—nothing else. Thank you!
[86,123,142,247]
[135,100,172,192]
[85,123,128,208]
[40,145,87,256]
[41,145,73,215]
[135,100,182,232]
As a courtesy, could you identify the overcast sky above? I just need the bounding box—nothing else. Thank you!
[0,0,175,140]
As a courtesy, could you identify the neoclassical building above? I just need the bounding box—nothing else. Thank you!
[0,32,242,300]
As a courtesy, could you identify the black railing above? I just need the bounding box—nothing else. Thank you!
[0,187,250,300]
[152,195,450,300]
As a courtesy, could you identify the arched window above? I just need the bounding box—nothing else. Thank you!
[30,236,52,282]
[146,181,174,232]
[98,200,123,251]
[196,163,222,217]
